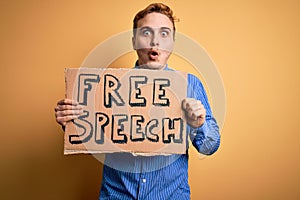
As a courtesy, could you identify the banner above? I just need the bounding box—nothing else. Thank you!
[64,68,187,155]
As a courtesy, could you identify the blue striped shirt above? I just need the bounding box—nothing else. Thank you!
[99,65,220,200]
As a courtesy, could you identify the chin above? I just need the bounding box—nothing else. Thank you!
[141,61,166,70]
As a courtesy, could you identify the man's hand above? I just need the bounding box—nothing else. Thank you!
[182,98,206,128]
[54,99,83,127]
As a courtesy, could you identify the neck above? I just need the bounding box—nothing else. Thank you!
[136,61,167,70]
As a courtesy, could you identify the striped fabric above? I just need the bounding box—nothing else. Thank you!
[99,65,220,200]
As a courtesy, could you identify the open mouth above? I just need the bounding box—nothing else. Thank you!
[149,50,159,60]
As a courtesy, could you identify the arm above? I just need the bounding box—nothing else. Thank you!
[182,74,220,155]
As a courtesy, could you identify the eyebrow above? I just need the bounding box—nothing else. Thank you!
[139,26,172,32]
[160,27,172,32]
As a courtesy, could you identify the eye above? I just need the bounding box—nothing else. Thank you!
[143,30,151,36]
[161,31,169,37]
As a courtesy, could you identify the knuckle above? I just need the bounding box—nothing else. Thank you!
[61,111,67,116]
[56,117,63,124]
[58,99,65,105]
[66,116,75,121]
[56,111,62,117]
[55,106,61,111]
[186,102,191,109]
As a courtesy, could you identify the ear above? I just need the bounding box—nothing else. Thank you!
[132,36,136,50]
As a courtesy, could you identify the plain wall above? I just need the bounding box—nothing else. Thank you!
[0,0,299,199]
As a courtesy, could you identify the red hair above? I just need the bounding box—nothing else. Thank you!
[133,3,176,35]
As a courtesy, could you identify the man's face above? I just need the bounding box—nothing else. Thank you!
[133,12,174,70]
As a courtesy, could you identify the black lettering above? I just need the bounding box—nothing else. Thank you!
[129,76,147,107]
[111,114,128,144]
[153,79,170,106]
[95,112,109,144]
[162,117,183,143]
[78,74,100,106]
[104,74,125,108]
[145,119,159,142]
[130,115,145,142]
[69,110,93,144]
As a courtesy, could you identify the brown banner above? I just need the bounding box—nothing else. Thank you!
[64,68,187,155]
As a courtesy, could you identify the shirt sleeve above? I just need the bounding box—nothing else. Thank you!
[187,74,221,155]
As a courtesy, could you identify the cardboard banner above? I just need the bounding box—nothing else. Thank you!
[64,68,187,155]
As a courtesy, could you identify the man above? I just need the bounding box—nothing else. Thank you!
[55,3,220,199]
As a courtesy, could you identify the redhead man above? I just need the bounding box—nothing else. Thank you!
[55,3,220,200]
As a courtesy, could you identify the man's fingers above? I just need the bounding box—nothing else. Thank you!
[55,99,82,112]
[57,99,79,106]
[182,98,206,128]
[182,98,194,110]
[55,104,83,112]
[56,115,79,126]
[184,99,206,121]
[193,109,206,119]
[187,108,204,120]
[187,103,206,120]
[187,109,197,120]
[55,99,82,127]
[55,109,83,117]
[182,98,202,111]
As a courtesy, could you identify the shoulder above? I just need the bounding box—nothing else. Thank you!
[166,67,204,88]
[187,73,204,88]
[186,73,209,101]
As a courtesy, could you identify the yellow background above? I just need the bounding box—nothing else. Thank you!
[1,0,299,199]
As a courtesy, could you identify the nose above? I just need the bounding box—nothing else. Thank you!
[150,33,159,47]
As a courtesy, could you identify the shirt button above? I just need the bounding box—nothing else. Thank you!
[142,178,146,183]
